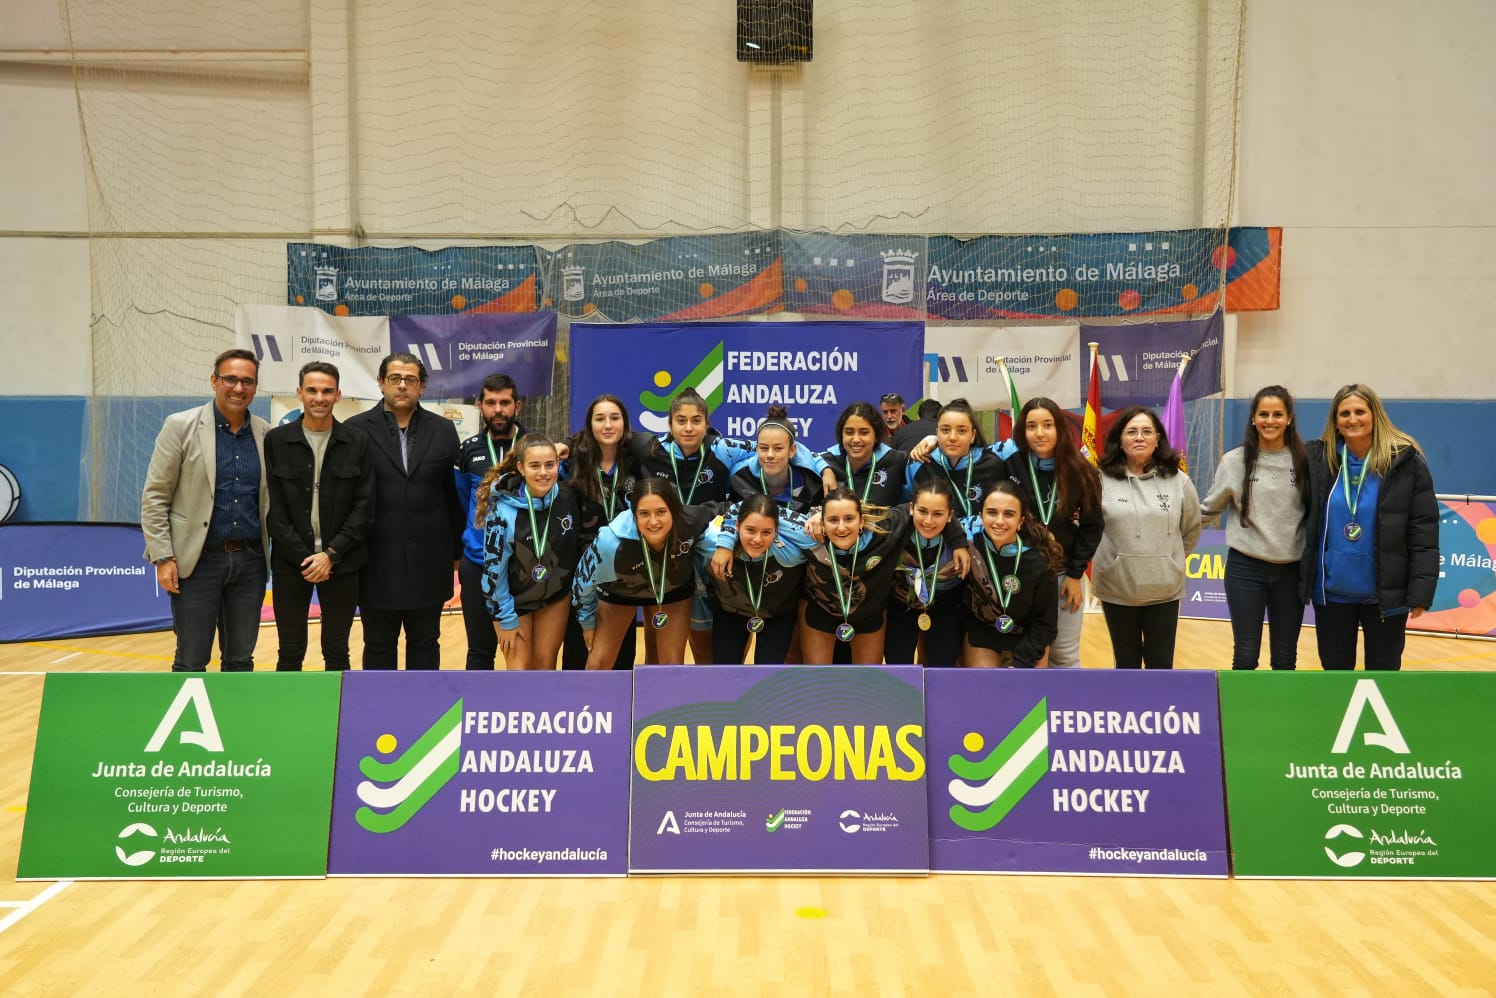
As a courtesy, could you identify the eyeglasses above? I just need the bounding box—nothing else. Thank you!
[215,375,257,388]
[881,394,903,403]
[384,374,422,387]
[1123,428,1157,439]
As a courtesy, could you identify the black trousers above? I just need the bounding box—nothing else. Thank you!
[458,556,500,670]
[271,564,360,671]
[884,599,962,666]
[712,608,796,665]
[1313,601,1407,671]
[360,606,443,670]
[1100,600,1180,669]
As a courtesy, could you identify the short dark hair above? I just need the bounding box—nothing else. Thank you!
[915,399,943,420]
[298,361,340,386]
[378,351,427,382]
[213,349,258,375]
[478,373,519,404]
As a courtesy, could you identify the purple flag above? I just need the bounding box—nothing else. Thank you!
[1161,357,1188,470]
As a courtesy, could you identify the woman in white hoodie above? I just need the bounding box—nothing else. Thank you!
[1093,406,1202,669]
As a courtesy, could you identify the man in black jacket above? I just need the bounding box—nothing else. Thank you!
[346,352,465,670]
[265,361,374,671]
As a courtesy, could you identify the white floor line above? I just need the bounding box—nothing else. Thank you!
[0,901,23,909]
[48,652,81,665]
[0,881,72,936]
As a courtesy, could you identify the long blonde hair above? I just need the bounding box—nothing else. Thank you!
[1321,384,1421,478]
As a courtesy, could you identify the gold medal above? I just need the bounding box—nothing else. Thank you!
[917,612,932,632]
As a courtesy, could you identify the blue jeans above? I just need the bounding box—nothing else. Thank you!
[171,546,268,672]
[1224,549,1304,670]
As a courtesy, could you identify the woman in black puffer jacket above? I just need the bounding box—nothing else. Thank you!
[1298,384,1439,670]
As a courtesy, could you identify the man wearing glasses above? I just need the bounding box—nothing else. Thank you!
[346,352,465,669]
[141,348,271,671]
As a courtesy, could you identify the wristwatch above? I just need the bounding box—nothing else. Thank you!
[153,556,175,565]
[326,547,342,566]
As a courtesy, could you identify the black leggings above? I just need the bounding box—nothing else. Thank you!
[884,599,962,666]
[712,608,797,665]
[1100,600,1180,669]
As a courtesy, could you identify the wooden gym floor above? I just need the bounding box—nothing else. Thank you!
[1,616,1494,996]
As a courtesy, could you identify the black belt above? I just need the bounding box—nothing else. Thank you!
[216,539,261,553]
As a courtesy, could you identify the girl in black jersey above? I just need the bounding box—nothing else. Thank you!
[801,487,967,665]
[1004,396,1104,668]
[702,493,817,665]
[477,434,587,670]
[884,478,971,667]
[573,478,716,668]
[729,406,827,514]
[820,401,910,509]
[561,394,641,670]
[905,398,1016,517]
[961,480,1063,668]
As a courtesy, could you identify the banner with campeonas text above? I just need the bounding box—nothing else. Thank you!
[545,233,783,322]
[628,666,929,874]
[1078,311,1224,407]
[1413,498,1496,638]
[389,312,556,401]
[236,306,556,402]
[328,671,631,876]
[925,227,1279,319]
[19,673,341,879]
[922,324,1081,410]
[288,243,542,315]
[926,669,1228,876]
[0,523,169,640]
[1220,672,1496,878]
[568,321,924,450]
[780,232,926,318]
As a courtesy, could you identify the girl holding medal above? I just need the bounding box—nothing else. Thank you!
[1200,385,1311,670]
[820,401,910,508]
[904,398,1017,518]
[1093,406,1202,669]
[1004,397,1103,668]
[702,494,818,664]
[960,481,1063,667]
[885,478,971,666]
[800,487,968,665]
[478,434,587,669]
[560,394,640,670]
[1300,384,1437,670]
[729,406,828,514]
[573,478,718,668]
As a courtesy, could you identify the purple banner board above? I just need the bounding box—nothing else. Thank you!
[328,671,631,877]
[629,666,929,874]
[926,669,1229,876]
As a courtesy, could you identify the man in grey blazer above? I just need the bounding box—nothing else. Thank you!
[141,348,271,671]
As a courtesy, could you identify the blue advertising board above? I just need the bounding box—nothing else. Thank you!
[0,523,171,641]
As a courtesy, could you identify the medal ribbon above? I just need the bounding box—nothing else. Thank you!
[668,443,700,505]
[982,534,1025,615]
[1028,455,1057,524]
[598,464,618,521]
[742,553,770,619]
[827,537,864,623]
[641,537,670,608]
[524,487,551,564]
[912,537,943,611]
[845,451,878,505]
[941,452,976,517]
[1339,444,1368,521]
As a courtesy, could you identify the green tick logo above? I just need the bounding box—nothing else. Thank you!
[355,699,463,833]
[766,809,786,832]
[637,340,725,433]
[947,698,1050,832]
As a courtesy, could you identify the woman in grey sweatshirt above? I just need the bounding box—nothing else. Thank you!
[1200,385,1310,670]
[1093,406,1202,668]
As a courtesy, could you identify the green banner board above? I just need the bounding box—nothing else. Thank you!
[1220,672,1496,878]
[19,674,342,879]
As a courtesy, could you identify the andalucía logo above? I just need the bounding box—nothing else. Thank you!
[947,698,1050,832]
[637,341,725,433]
[355,699,463,834]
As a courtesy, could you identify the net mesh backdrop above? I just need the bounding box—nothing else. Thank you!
[67,0,1243,519]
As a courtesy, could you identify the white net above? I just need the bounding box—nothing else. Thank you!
[67,0,1243,518]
